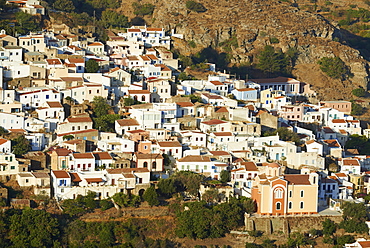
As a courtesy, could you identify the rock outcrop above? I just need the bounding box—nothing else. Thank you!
[120,0,370,100]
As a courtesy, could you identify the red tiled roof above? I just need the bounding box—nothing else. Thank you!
[0,138,9,145]
[54,148,71,156]
[335,173,347,178]
[107,168,150,174]
[73,152,94,159]
[146,28,162,32]
[47,101,63,108]
[158,141,181,147]
[57,129,98,136]
[213,132,233,136]
[332,119,346,123]
[209,81,224,86]
[242,161,258,171]
[210,151,230,156]
[53,170,70,178]
[323,139,340,148]
[116,119,139,127]
[178,155,210,163]
[93,152,112,160]
[283,174,311,185]
[136,153,163,159]
[342,159,360,166]
[67,117,92,123]
[201,119,227,125]
[85,178,103,183]
[128,90,151,94]
[176,102,194,107]
[215,107,228,113]
[70,173,82,182]
[88,42,103,46]
[128,28,141,32]
[236,88,256,91]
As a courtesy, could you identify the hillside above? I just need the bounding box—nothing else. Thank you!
[119,0,370,101]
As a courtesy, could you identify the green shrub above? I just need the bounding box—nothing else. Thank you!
[352,88,366,97]
[188,40,196,48]
[351,103,365,115]
[186,1,206,12]
[317,56,350,79]
[269,37,280,43]
[132,3,155,16]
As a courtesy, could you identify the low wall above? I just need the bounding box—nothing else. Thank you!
[245,214,342,234]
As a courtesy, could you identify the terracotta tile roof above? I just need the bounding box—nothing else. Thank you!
[339,129,347,135]
[70,172,82,182]
[123,173,135,178]
[126,56,139,61]
[215,107,228,113]
[116,119,139,127]
[335,173,347,178]
[305,139,316,145]
[32,172,49,178]
[67,117,92,123]
[343,159,360,166]
[157,141,181,147]
[146,28,162,32]
[283,174,311,185]
[93,152,112,160]
[85,178,103,183]
[214,163,228,167]
[251,77,294,84]
[128,90,151,94]
[46,59,62,65]
[136,153,163,159]
[236,88,256,91]
[107,168,150,174]
[53,170,70,178]
[242,161,258,171]
[88,42,104,46]
[176,102,194,107]
[9,129,26,133]
[323,139,340,148]
[358,241,370,248]
[155,64,171,71]
[67,58,84,63]
[147,54,158,60]
[57,129,98,136]
[178,155,211,163]
[322,127,335,133]
[68,45,82,51]
[202,93,223,99]
[332,119,346,123]
[127,129,147,134]
[210,151,230,156]
[266,162,280,168]
[209,81,224,86]
[128,28,141,32]
[0,138,9,145]
[54,148,71,156]
[64,139,83,145]
[72,152,94,159]
[47,101,63,108]
[213,132,233,136]
[201,119,227,125]
[139,55,151,61]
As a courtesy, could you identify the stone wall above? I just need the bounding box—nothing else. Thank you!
[245,214,342,235]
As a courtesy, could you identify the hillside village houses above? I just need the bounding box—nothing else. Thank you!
[0,25,368,219]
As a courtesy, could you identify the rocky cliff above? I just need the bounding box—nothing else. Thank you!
[119,0,370,100]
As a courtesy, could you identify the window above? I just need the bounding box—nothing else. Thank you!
[10,166,15,170]
[204,165,207,170]
[274,188,283,199]
[289,190,292,198]
[143,162,148,168]
[288,202,292,209]
[300,201,304,209]
[276,202,281,210]
[300,190,304,197]
[152,161,156,169]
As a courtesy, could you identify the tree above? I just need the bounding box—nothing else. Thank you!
[256,45,288,76]
[143,186,159,206]
[63,134,74,141]
[220,170,231,183]
[132,2,155,16]
[92,96,111,118]
[157,178,177,197]
[11,135,31,156]
[86,59,99,73]
[352,88,366,97]
[339,202,369,233]
[9,209,59,247]
[264,127,301,145]
[93,114,121,132]
[336,235,355,246]
[186,0,207,12]
[345,134,370,154]
[322,219,336,236]
[0,127,8,135]
[202,188,219,203]
[112,192,140,208]
[351,102,365,115]
[53,0,75,12]
[123,97,135,106]
[317,56,350,80]
[101,10,129,28]
[15,12,39,34]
